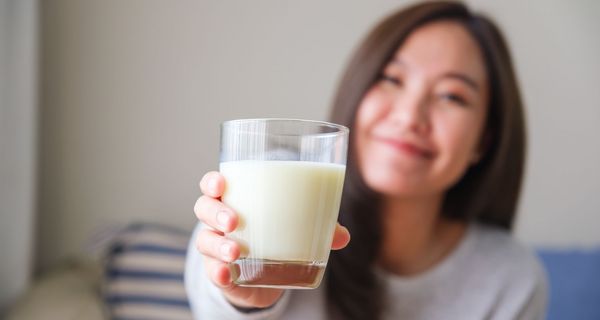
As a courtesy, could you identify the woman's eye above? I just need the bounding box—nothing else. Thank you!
[440,93,468,106]
[380,74,402,86]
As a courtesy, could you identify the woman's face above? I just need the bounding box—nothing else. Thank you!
[355,20,489,198]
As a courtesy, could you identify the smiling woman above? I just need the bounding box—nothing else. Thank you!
[325,4,536,319]
[186,2,547,320]
[355,20,491,198]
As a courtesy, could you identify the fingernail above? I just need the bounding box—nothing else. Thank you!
[216,210,230,229]
[220,242,232,260]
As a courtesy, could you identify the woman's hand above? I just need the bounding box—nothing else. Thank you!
[193,171,351,309]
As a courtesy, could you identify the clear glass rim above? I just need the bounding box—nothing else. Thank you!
[221,118,349,137]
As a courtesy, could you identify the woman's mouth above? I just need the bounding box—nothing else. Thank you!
[376,137,435,159]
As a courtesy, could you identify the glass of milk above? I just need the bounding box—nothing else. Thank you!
[220,118,349,289]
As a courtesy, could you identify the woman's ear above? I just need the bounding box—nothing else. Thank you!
[471,130,492,165]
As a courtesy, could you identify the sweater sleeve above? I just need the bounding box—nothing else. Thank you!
[184,223,291,320]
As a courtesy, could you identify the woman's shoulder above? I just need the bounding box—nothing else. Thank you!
[470,223,540,264]
[468,222,548,294]
[464,223,549,318]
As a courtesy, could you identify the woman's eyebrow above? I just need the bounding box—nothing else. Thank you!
[442,72,480,92]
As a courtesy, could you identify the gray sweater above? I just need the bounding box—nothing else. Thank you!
[185,222,548,319]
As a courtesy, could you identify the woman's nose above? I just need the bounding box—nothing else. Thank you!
[388,93,430,134]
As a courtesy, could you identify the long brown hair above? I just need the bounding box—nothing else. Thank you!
[326,2,526,319]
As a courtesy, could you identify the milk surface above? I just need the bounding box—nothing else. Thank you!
[220,160,346,262]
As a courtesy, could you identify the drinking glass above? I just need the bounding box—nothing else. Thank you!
[220,118,348,289]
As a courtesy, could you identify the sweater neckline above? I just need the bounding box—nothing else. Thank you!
[374,222,478,289]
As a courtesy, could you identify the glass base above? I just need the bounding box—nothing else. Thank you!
[229,258,326,289]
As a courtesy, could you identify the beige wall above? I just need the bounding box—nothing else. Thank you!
[38,0,600,271]
[1,0,37,310]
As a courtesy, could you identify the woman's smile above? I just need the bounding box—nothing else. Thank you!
[373,135,436,160]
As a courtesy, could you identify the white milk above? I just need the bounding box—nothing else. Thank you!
[220,160,346,263]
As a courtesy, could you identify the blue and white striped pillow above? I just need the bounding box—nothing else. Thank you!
[104,223,193,320]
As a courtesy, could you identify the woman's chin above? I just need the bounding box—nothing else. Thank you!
[364,176,428,198]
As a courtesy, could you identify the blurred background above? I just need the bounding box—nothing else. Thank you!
[1,0,599,317]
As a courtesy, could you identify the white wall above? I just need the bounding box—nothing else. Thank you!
[475,0,600,248]
[0,0,37,311]
[38,0,600,270]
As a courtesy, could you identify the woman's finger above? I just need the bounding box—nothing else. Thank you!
[199,171,226,198]
[204,257,284,309]
[204,256,234,288]
[193,195,238,233]
[331,223,351,250]
[196,228,240,263]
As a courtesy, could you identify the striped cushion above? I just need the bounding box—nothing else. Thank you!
[103,223,193,320]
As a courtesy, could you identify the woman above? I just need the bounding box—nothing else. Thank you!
[185,2,548,319]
